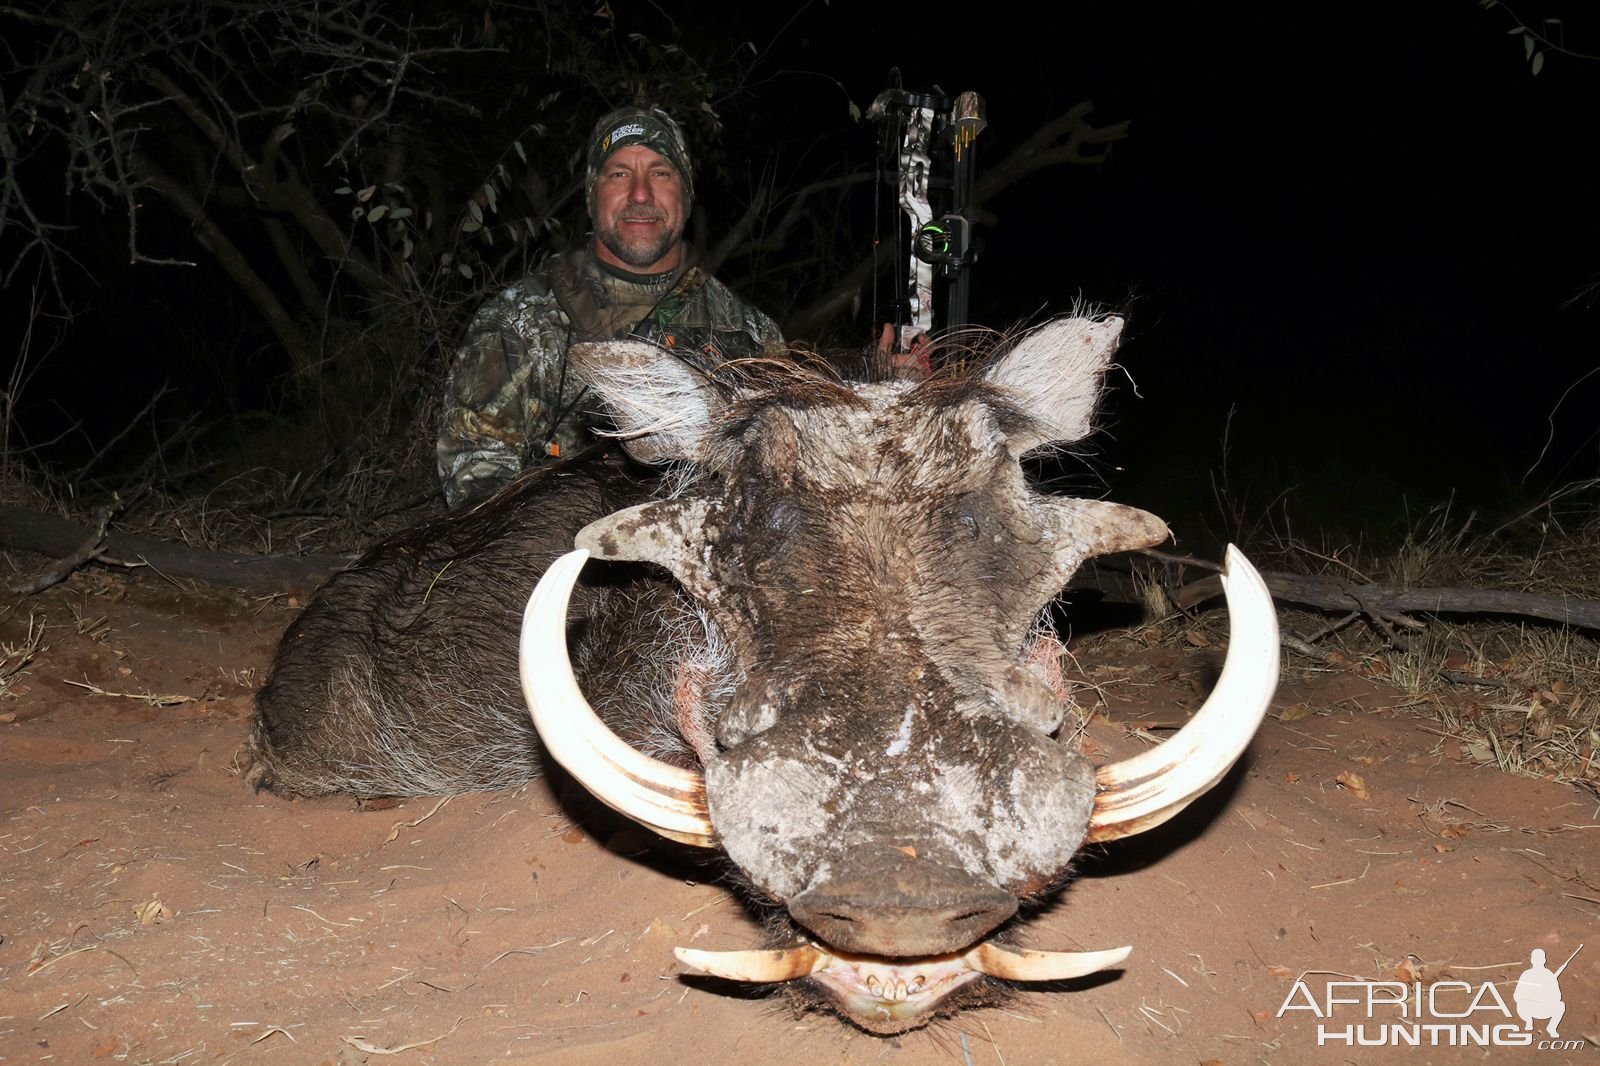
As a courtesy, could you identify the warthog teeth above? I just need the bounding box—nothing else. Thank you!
[962,942,1132,982]
[674,944,833,983]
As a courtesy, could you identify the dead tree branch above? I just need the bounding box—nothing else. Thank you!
[0,506,350,593]
[6,505,114,595]
[1171,566,1600,632]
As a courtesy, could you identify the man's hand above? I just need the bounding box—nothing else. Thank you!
[876,323,932,379]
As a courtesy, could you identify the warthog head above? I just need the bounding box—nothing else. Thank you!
[520,316,1279,1033]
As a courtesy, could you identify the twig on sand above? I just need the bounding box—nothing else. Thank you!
[479,938,576,973]
[61,679,196,705]
[341,1017,463,1054]
[382,795,452,845]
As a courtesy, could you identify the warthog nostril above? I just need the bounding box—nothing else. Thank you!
[790,857,1019,957]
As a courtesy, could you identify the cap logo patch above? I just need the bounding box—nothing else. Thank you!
[608,123,647,143]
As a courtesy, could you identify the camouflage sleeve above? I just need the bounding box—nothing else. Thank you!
[435,279,574,507]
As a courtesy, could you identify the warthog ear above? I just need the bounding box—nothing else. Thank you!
[570,340,721,463]
[981,316,1122,455]
[575,499,718,601]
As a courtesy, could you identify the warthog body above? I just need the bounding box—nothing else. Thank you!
[249,458,677,797]
[249,316,1279,1033]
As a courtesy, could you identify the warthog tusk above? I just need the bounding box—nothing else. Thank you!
[963,942,1132,981]
[674,944,834,983]
[521,549,718,847]
[674,941,1131,986]
[1086,544,1280,842]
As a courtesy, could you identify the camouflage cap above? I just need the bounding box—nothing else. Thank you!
[585,106,695,211]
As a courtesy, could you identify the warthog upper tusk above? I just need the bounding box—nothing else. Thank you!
[674,944,834,983]
[1086,544,1280,842]
[962,942,1132,981]
[521,549,718,847]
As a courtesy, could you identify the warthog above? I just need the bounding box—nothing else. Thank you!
[248,315,1278,1033]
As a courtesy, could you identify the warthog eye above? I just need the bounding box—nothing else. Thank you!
[956,510,979,538]
[764,498,803,537]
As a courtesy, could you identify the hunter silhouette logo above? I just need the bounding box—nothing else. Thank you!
[1515,945,1580,1038]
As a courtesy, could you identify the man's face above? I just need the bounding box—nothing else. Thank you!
[591,145,687,273]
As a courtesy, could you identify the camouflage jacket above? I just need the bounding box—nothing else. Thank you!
[436,244,782,506]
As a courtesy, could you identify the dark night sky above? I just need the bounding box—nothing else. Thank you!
[767,4,1598,528]
[6,3,1595,535]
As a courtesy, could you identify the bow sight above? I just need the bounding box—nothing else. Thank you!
[869,85,987,352]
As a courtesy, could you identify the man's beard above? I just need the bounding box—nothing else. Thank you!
[596,208,683,270]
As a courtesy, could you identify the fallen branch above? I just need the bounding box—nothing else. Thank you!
[1169,565,1600,632]
[6,504,114,595]
[0,506,351,594]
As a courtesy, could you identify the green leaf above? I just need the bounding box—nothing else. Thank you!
[848,100,861,123]
[1523,33,1535,59]
[334,186,353,196]
[357,185,377,203]
[402,236,414,260]
[1507,24,1526,34]
[461,218,482,233]
[367,204,389,223]
[389,207,413,220]
[467,200,483,223]
[458,263,473,279]
[513,140,527,163]
[1531,51,1545,75]
[483,183,499,214]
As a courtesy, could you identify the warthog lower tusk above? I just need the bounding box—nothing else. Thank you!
[521,549,718,847]
[674,941,1131,986]
[1086,544,1280,842]
[963,942,1132,981]
[674,944,834,983]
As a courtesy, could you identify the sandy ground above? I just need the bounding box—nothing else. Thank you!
[2,569,1597,1065]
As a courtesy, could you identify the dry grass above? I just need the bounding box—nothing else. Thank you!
[127,453,441,557]
[1201,483,1600,792]
[3,283,457,556]
[0,607,46,700]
